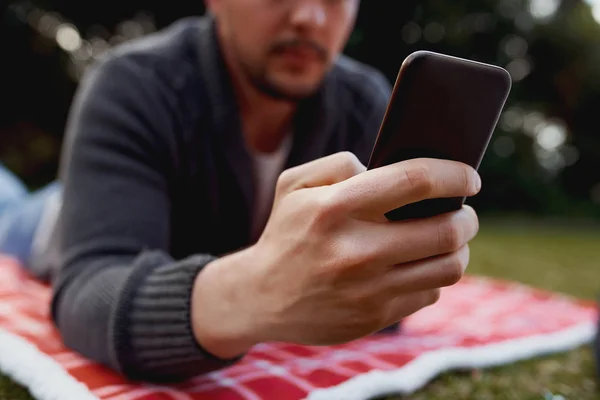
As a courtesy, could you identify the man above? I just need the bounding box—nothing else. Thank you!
[0,0,481,382]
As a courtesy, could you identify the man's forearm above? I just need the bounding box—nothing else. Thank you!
[53,250,243,382]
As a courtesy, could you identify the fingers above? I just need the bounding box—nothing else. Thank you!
[275,152,365,198]
[352,205,479,267]
[358,245,468,332]
[333,158,481,219]
[383,289,441,326]
[381,245,470,294]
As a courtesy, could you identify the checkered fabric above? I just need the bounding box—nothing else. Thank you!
[0,255,596,400]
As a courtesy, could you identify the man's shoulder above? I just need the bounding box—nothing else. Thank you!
[89,16,206,93]
[65,17,210,166]
[331,55,392,115]
[324,56,392,163]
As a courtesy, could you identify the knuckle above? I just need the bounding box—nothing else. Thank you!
[309,189,347,228]
[469,207,480,235]
[354,252,379,270]
[441,253,465,285]
[276,169,295,191]
[459,167,472,193]
[344,241,378,269]
[324,240,378,285]
[334,151,364,177]
[437,219,463,251]
[319,188,349,215]
[428,289,441,305]
[337,151,360,166]
[403,163,434,196]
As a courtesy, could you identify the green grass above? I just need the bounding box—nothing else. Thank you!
[1,219,599,399]
[0,373,33,400]
[387,218,600,400]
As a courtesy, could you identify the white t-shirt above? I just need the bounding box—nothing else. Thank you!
[249,134,293,242]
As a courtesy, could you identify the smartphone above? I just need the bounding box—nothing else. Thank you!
[367,50,512,221]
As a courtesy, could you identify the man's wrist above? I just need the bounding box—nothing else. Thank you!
[190,246,263,359]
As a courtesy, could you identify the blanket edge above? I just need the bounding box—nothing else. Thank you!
[305,321,596,400]
[0,328,99,400]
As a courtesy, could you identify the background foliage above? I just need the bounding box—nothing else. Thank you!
[2,0,600,219]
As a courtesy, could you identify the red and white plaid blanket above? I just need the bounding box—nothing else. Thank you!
[0,255,596,400]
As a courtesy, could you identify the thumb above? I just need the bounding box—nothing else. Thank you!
[275,152,366,198]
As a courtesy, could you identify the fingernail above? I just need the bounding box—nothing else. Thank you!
[474,171,482,192]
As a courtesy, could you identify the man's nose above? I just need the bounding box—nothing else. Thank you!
[289,0,327,28]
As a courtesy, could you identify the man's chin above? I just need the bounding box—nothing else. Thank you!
[255,78,322,102]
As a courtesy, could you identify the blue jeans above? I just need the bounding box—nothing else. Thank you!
[0,163,61,267]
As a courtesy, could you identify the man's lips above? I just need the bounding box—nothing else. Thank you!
[271,41,327,66]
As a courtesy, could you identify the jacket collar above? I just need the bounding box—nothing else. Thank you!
[196,14,338,233]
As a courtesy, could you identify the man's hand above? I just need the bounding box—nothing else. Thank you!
[191,152,481,358]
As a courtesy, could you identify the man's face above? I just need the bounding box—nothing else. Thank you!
[208,0,360,101]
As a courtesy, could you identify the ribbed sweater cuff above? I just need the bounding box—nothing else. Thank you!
[112,251,243,381]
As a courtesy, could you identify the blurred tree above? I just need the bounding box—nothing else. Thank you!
[1,0,599,217]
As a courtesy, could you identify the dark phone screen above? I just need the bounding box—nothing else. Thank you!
[367,52,511,221]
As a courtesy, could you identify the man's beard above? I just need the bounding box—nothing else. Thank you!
[236,38,330,102]
[246,69,318,102]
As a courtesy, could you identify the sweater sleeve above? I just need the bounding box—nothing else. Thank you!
[50,54,240,382]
